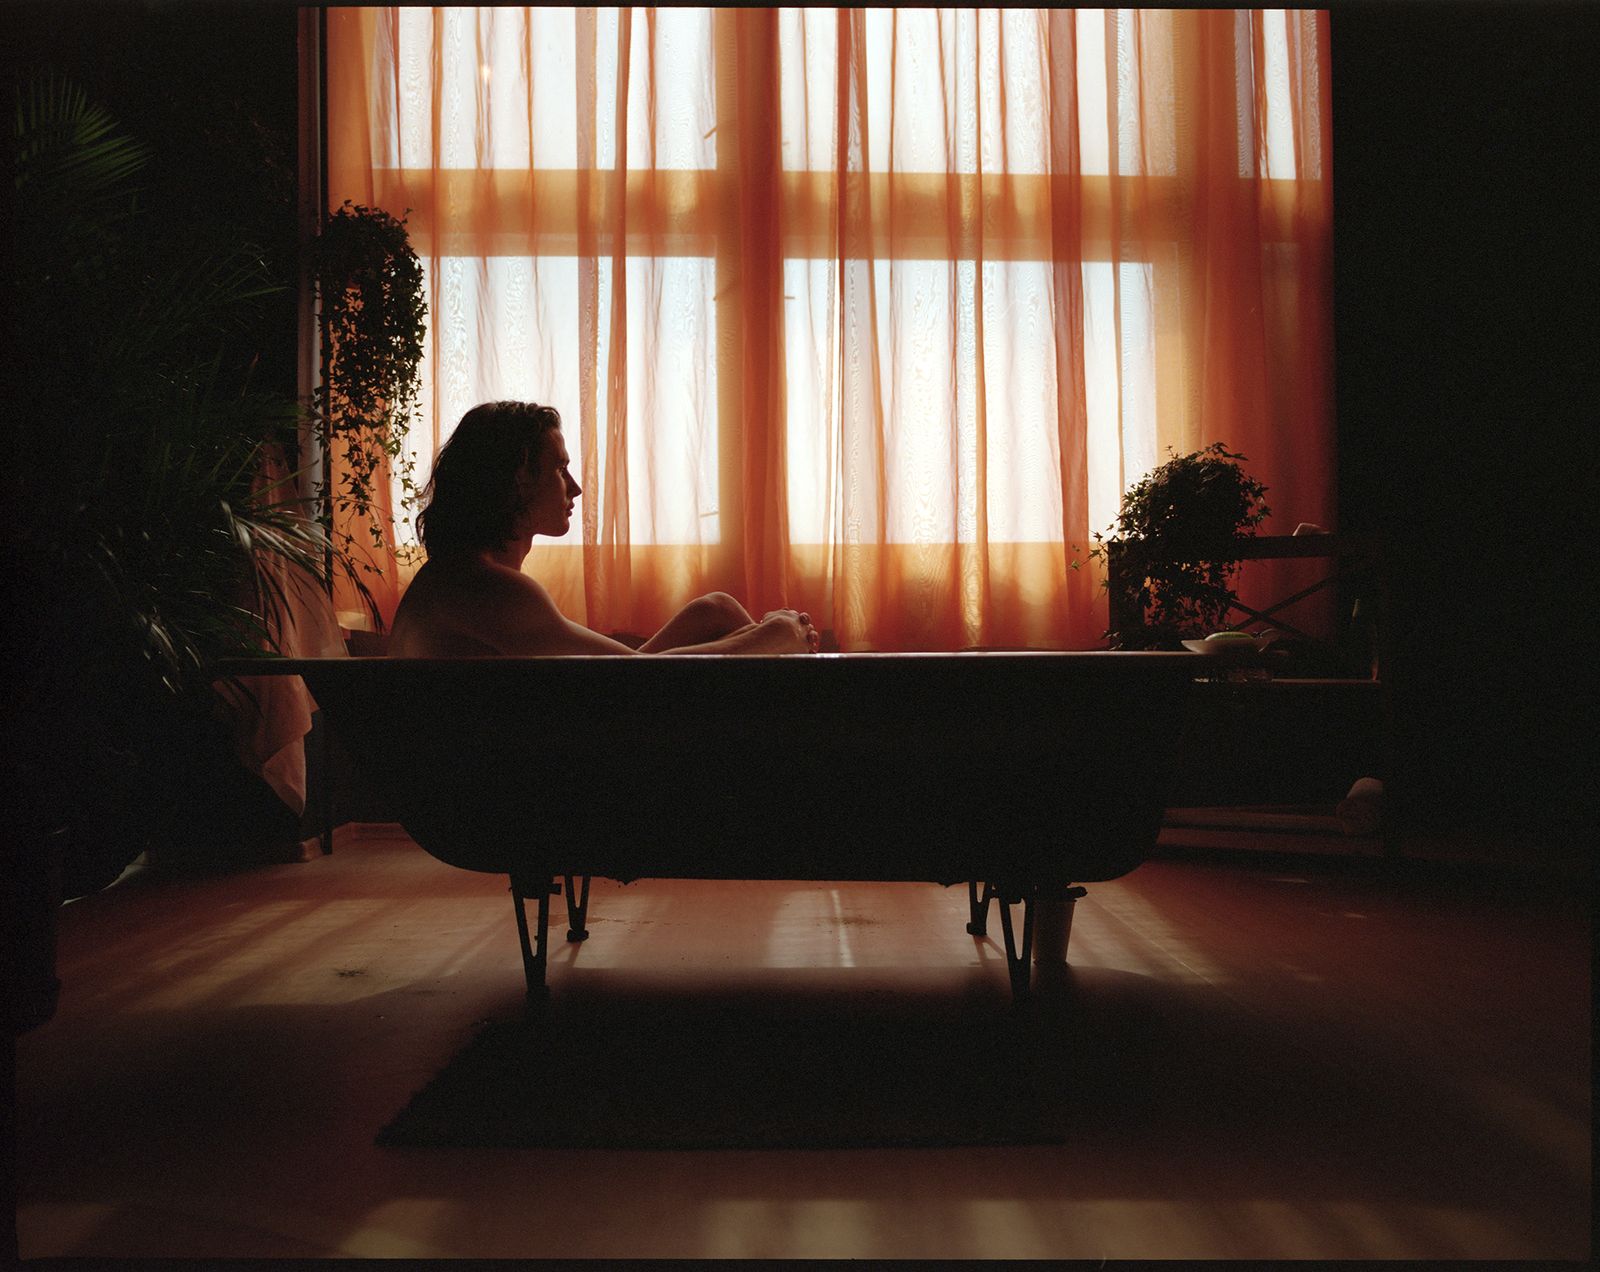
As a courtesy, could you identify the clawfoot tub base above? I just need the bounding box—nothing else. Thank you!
[215,653,1195,1010]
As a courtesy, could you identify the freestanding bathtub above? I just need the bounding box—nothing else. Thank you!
[216,652,1195,1003]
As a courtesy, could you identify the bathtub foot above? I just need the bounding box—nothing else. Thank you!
[563,874,591,942]
[966,880,999,935]
[995,884,1090,1000]
[510,874,553,1004]
[995,887,1036,1000]
[971,880,1042,1000]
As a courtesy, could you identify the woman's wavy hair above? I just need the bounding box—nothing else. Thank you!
[417,401,563,557]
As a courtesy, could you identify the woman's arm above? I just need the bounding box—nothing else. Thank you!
[457,569,639,655]
[472,570,812,656]
[656,611,813,655]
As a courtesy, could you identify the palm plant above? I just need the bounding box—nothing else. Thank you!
[5,71,368,900]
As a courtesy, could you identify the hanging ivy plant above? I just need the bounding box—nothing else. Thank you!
[309,201,427,568]
[1084,442,1271,649]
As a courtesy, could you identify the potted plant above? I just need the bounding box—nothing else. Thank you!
[1084,443,1271,649]
[4,72,369,1030]
[309,201,428,575]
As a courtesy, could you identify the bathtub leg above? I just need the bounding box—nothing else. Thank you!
[563,875,591,942]
[995,887,1036,1001]
[966,880,999,935]
[1032,885,1089,966]
[510,874,554,1005]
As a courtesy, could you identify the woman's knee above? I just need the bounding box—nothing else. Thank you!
[697,591,750,630]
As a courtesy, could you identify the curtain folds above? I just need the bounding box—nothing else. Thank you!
[326,7,1334,649]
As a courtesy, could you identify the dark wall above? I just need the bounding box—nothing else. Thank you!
[7,1,301,399]
[1331,2,1595,860]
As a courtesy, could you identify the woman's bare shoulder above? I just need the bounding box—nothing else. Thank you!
[390,556,558,656]
[409,556,546,601]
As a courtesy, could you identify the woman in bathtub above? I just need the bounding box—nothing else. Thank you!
[387,400,818,658]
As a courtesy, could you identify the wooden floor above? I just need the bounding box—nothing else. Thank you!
[15,827,1591,1260]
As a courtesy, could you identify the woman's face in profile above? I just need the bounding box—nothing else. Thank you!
[520,427,582,539]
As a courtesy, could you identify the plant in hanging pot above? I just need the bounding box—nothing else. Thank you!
[1084,443,1271,649]
[308,201,428,580]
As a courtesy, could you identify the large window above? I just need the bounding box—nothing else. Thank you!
[327,8,1333,649]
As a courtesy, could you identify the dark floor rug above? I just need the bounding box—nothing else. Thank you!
[378,975,1080,1149]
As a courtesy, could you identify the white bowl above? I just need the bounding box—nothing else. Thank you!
[1181,636,1267,657]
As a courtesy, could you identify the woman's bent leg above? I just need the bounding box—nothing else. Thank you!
[638,592,754,652]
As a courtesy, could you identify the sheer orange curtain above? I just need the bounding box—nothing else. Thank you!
[325,7,1333,649]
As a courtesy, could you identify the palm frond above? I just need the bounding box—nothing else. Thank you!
[13,72,150,195]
